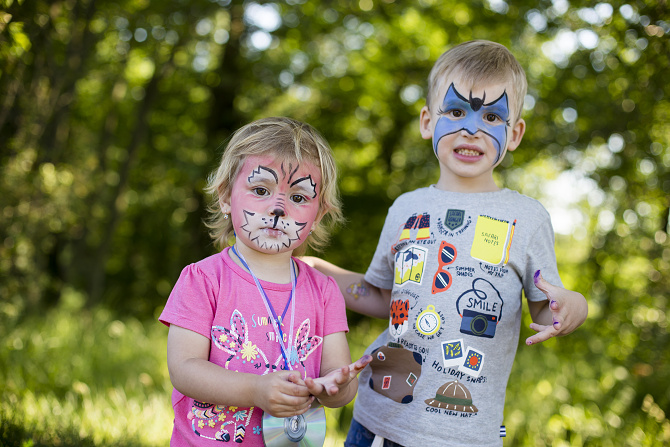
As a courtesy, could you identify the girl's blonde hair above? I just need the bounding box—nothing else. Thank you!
[426,40,528,124]
[205,117,343,255]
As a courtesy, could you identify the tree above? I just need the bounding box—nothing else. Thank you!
[1,0,668,444]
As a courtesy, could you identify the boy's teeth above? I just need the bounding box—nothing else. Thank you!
[456,148,480,156]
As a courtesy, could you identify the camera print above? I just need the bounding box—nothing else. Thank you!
[455,278,504,339]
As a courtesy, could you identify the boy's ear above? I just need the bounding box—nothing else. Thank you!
[506,118,526,152]
[419,106,433,140]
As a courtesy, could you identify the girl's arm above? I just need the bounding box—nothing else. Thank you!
[167,324,314,417]
[302,256,392,319]
[303,331,372,408]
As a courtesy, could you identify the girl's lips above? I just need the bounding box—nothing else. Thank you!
[262,227,286,238]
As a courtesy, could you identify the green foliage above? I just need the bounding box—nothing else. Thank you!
[0,290,173,446]
[1,0,670,445]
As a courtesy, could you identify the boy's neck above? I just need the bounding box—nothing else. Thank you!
[228,243,295,284]
[434,173,501,193]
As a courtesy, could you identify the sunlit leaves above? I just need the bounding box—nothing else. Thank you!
[1,0,670,444]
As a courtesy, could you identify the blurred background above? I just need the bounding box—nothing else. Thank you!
[1,0,668,445]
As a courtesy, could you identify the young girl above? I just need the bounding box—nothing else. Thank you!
[160,117,371,446]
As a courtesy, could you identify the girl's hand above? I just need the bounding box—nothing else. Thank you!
[526,270,588,345]
[304,355,372,398]
[254,371,314,418]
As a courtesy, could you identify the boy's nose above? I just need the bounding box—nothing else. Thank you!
[461,126,480,137]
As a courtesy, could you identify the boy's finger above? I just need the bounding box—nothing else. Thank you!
[525,323,558,345]
[552,315,562,331]
[533,270,559,303]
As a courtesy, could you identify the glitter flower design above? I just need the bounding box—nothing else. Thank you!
[241,341,258,362]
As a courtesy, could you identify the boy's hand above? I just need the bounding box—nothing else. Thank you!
[526,270,588,345]
[304,355,372,398]
[255,371,314,417]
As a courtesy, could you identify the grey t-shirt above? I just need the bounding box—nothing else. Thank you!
[354,186,562,447]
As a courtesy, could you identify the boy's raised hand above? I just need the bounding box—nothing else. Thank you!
[304,355,372,399]
[255,371,315,418]
[526,270,588,346]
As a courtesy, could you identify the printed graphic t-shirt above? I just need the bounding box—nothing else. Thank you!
[354,186,563,447]
[159,247,348,447]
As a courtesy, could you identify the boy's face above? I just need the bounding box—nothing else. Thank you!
[420,78,525,190]
[220,155,322,255]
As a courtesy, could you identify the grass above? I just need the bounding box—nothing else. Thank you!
[3,288,668,446]
[0,289,383,447]
[1,288,173,446]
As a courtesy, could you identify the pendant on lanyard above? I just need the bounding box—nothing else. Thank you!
[231,245,296,370]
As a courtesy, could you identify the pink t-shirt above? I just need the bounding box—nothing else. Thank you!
[159,247,348,447]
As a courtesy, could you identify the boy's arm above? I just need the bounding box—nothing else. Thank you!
[167,324,314,417]
[302,256,392,319]
[304,331,372,407]
[525,270,588,345]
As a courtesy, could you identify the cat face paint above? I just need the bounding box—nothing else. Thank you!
[228,155,321,254]
[433,83,511,164]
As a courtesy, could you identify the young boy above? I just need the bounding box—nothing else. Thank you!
[307,41,588,446]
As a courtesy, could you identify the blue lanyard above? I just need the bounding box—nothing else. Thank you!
[231,245,296,370]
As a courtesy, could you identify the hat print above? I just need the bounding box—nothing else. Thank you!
[424,379,478,413]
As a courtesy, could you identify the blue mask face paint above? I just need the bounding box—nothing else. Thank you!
[433,83,511,164]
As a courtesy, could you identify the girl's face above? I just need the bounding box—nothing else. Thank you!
[221,154,322,255]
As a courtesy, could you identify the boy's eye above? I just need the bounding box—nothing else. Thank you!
[450,109,464,118]
[252,187,268,196]
[291,194,306,204]
[485,113,500,123]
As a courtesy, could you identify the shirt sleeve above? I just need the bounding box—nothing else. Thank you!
[322,275,349,335]
[523,216,564,302]
[364,202,399,290]
[158,263,218,339]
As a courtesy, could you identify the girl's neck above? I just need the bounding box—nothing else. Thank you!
[228,242,295,284]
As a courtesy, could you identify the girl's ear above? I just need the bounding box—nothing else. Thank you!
[310,210,325,232]
[219,195,231,215]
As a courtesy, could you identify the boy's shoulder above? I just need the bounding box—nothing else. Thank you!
[388,186,551,222]
[392,186,548,209]
[392,186,432,204]
[498,188,551,216]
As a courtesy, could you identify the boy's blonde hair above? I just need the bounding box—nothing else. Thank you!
[205,117,343,255]
[426,40,528,123]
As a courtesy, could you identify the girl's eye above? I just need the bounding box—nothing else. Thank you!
[253,187,268,196]
[291,194,306,204]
